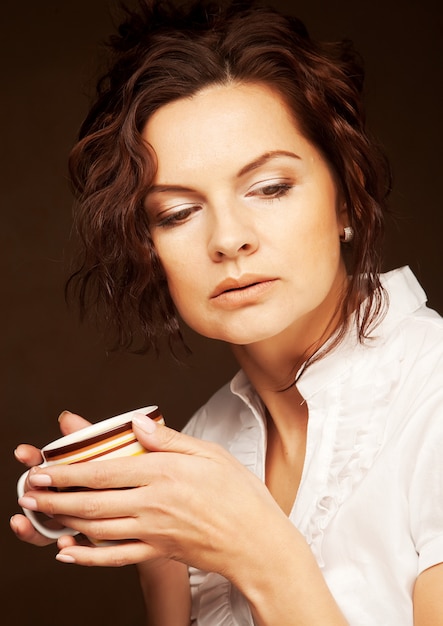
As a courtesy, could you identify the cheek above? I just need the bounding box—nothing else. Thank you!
[306,193,342,253]
[162,261,188,300]
[152,239,184,294]
[285,209,343,287]
[152,229,212,328]
[155,247,200,314]
[286,205,340,261]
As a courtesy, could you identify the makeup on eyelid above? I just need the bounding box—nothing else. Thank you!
[147,165,298,219]
[150,180,296,228]
[145,150,302,201]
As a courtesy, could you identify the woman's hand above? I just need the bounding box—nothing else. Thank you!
[17,413,287,576]
[16,413,348,625]
[12,411,192,624]
[11,411,91,547]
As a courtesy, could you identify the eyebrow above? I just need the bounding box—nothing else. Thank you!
[236,150,302,178]
[146,184,196,196]
[146,150,301,196]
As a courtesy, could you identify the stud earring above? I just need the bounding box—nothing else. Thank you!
[340,226,354,243]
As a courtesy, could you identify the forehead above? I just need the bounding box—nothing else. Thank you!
[141,82,312,179]
[145,81,298,131]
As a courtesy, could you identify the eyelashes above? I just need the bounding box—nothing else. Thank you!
[156,205,199,228]
[151,180,295,229]
[251,181,293,200]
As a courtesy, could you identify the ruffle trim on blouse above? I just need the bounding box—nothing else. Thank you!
[194,572,234,625]
[189,389,266,626]
[191,571,253,626]
[229,377,268,480]
[228,421,263,477]
[300,335,405,567]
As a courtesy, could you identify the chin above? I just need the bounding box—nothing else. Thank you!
[183,308,295,346]
[206,324,285,346]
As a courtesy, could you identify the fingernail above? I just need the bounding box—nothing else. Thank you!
[29,473,52,487]
[132,413,157,434]
[58,410,72,423]
[56,553,76,564]
[10,515,18,532]
[14,447,25,462]
[18,496,38,511]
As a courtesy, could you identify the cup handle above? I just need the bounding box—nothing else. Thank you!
[17,470,79,540]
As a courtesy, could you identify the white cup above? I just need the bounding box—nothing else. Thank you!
[17,405,163,540]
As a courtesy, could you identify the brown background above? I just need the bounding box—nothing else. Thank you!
[1,0,441,623]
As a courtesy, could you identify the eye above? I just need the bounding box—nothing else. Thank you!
[260,183,292,198]
[152,204,201,228]
[246,180,293,201]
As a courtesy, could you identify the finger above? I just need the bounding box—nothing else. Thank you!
[27,418,224,491]
[18,486,143,523]
[56,515,145,545]
[17,491,141,545]
[14,444,43,468]
[14,412,92,468]
[132,413,225,458]
[17,487,169,548]
[58,411,91,436]
[27,453,159,490]
[57,535,80,549]
[10,513,56,547]
[55,541,160,567]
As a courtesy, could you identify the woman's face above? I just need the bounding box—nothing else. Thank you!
[143,82,348,348]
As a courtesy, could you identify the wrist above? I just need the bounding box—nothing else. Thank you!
[137,559,191,626]
[227,518,347,625]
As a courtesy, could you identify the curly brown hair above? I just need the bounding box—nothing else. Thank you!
[67,0,391,355]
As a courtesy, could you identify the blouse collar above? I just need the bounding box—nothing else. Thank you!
[230,266,427,405]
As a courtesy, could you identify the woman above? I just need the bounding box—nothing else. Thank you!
[11,1,443,624]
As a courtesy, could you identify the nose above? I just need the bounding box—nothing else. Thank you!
[207,204,259,261]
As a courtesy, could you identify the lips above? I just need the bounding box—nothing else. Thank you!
[211,275,277,299]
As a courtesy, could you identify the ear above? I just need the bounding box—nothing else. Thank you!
[336,196,355,244]
[336,161,364,233]
[336,191,349,235]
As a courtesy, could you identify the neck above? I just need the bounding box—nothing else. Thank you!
[230,292,344,435]
[232,338,308,437]
[230,264,348,393]
[230,307,339,395]
[233,337,310,514]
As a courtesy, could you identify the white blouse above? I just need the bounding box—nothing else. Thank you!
[183,267,443,625]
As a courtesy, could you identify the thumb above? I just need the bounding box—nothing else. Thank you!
[58,410,91,436]
[132,413,206,456]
